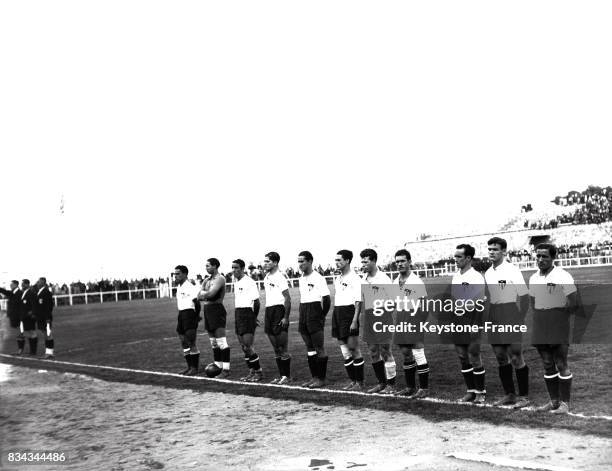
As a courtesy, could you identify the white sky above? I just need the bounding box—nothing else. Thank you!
[1,1,611,282]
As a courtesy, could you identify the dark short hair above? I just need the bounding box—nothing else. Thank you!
[336,249,353,263]
[175,265,189,275]
[265,252,280,263]
[487,237,507,250]
[22,279,30,285]
[394,249,411,261]
[456,244,475,259]
[207,258,220,268]
[298,251,313,262]
[11,279,19,285]
[39,277,47,284]
[360,248,378,262]
[232,259,245,270]
[536,243,557,259]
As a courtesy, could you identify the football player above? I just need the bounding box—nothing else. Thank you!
[360,248,397,394]
[529,243,577,414]
[263,252,292,384]
[33,277,54,359]
[198,258,230,378]
[485,237,530,408]
[232,259,263,382]
[174,265,201,375]
[451,244,486,403]
[0,280,24,354]
[332,250,365,390]
[298,251,331,388]
[19,279,38,355]
[393,250,430,399]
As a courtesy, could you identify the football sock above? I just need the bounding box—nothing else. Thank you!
[559,373,572,403]
[183,348,191,367]
[353,357,365,382]
[307,351,318,378]
[221,347,230,370]
[275,356,282,375]
[372,360,386,385]
[45,338,54,356]
[213,347,222,368]
[417,363,430,389]
[280,357,291,377]
[515,364,529,396]
[473,366,486,393]
[461,362,475,392]
[344,358,355,381]
[404,360,417,389]
[499,363,516,394]
[244,356,251,369]
[544,370,560,402]
[28,337,38,355]
[317,356,328,380]
[248,353,261,372]
[384,360,397,384]
[190,352,200,370]
[17,335,25,351]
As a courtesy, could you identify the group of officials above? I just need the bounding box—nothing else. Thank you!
[174,237,578,414]
[1,277,55,359]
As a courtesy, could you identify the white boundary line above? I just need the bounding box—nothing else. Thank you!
[1,353,611,422]
[447,452,578,471]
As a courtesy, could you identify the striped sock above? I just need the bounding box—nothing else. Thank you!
[417,363,430,389]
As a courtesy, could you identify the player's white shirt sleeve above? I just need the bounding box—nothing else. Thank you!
[316,272,331,298]
[411,273,427,298]
[510,264,529,297]
[247,276,260,301]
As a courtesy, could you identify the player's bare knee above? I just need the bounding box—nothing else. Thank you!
[468,353,482,368]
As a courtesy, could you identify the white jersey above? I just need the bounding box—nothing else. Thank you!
[264,270,290,307]
[451,267,485,301]
[484,260,528,304]
[393,271,427,299]
[333,270,362,307]
[361,269,392,310]
[528,266,577,309]
[234,275,259,309]
[176,281,200,311]
[299,271,330,303]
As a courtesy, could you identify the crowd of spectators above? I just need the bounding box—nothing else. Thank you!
[524,186,612,229]
[46,278,170,295]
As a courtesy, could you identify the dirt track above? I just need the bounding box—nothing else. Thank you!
[1,364,610,471]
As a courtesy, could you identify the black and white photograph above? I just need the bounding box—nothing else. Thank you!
[1,1,611,470]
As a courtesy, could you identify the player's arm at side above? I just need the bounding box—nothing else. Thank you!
[198,276,225,300]
[350,300,362,334]
[320,276,331,316]
[563,273,578,313]
[280,288,291,328]
[513,268,530,317]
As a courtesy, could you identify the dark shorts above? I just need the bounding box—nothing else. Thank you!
[176,308,199,335]
[265,305,288,336]
[450,309,483,345]
[235,307,257,336]
[203,303,227,333]
[488,303,523,345]
[332,305,357,340]
[532,308,570,345]
[22,314,36,331]
[8,313,20,329]
[36,316,52,332]
[299,302,326,336]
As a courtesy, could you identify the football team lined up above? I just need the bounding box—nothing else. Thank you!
[1,277,55,359]
[174,237,578,414]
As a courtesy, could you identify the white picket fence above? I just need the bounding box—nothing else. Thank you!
[1,255,610,310]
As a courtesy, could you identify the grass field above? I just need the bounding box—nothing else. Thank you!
[2,266,611,439]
